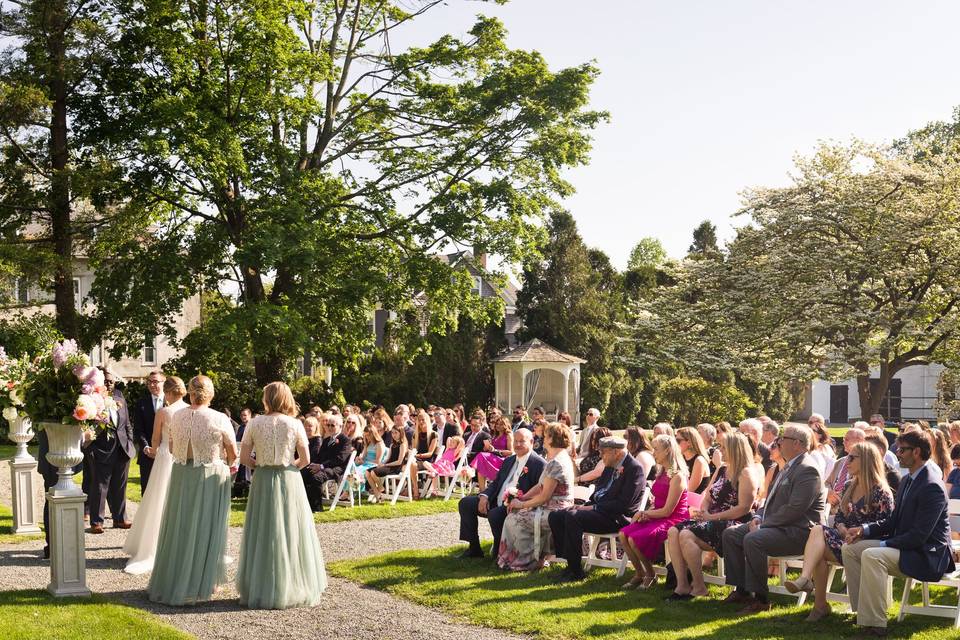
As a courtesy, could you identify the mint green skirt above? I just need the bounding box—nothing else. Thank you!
[236,465,327,609]
[148,462,231,605]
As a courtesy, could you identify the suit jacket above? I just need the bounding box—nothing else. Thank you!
[465,429,493,463]
[439,422,461,447]
[587,452,645,526]
[132,394,162,460]
[759,452,824,532]
[864,464,956,582]
[311,433,352,476]
[88,390,135,463]
[481,452,546,506]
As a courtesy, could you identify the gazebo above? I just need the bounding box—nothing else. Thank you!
[490,338,586,425]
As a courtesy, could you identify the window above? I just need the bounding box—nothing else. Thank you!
[14,277,29,304]
[73,278,81,312]
[471,275,482,296]
[89,343,103,367]
[142,338,157,366]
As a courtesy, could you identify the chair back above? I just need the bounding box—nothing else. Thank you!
[687,491,704,510]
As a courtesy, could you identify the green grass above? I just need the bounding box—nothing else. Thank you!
[0,502,44,545]
[331,544,960,640]
[0,590,193,640]
[228,493,461,527]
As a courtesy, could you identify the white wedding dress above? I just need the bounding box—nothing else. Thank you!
[123,399,187,575]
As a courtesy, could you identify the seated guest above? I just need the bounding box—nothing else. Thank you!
[842,430,955,637]
[498,424,575,571]
[410,409,439,499]
[464,409,493,465]
[929,428,951,482]
[511,405,530,432]
[947,444,960,499]
[370,407,394,447]
[365,423,408,503]
[458,429,544,558]
[666,432,763,600]
[576,408,602,457]
[739,418,773,474]
[759,436,785,502]
[433,407,461,449]
[784,442,894,621]
[825,427,866,511]
[575,427,611,486]
[625,426,656,481]
[531,418,548,456]
[864,425,899,472]
[722,424,825,613]
[300,413,352,512]
[423,436,465,497]
[619,435,690,589]
[864,433,900,492]
[393,404,414,445]
[807,414,837,479]
[677,427,711,493]
[549,436,645,582]
[471,415,513,491]
[653,422,675,438]
[353,423,386,477]
[697,423,718,473]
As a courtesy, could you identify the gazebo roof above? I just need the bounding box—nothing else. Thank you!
[490,338,586,364]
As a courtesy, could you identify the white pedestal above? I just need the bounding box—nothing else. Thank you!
[47,491,90,597]
[9,459,41,534]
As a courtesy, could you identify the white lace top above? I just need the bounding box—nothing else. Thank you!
[168,406,236,466]
[241,414,307,467]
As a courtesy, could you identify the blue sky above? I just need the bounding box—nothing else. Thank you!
[394,1,960,267]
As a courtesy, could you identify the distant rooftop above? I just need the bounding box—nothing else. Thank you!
[490,338,586,364]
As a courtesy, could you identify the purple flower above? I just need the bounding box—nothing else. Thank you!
[52,339,78,369]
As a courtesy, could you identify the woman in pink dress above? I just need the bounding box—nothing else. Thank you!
[619,434,690,589]
[471,415,513,490]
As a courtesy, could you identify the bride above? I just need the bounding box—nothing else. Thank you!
[123,376,187,574]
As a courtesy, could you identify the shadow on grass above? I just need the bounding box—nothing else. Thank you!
[335,545,960,640]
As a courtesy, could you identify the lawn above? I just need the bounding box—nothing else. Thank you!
[0,590,192,640]
[330,544,960,640]
[0,502,44,545]
[228,494,461,527]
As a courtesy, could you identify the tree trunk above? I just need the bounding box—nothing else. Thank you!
[238,259,285,386]
[45,0,78,340]
[856,362,894,421]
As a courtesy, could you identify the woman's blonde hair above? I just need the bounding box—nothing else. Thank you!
[412,410,434,450]
[163,375,186,398]
[446,435,465,452]
[262,381,298,417]
[677,426,708,460]
[187,375,214,405]
[652,434,688,479]
[721,432,753,490]
[839,442,890,515]
[363,422,383,444]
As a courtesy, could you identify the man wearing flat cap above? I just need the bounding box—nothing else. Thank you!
[549,435,645,581]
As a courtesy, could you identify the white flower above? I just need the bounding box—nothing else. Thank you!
[2,406,17,421]
[9,389,21,405]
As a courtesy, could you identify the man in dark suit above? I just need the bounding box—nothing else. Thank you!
[842,430,956,637]
[131,370,165,494]
[301,413,352,511]
[723,424,824,613]
[432,408,461,448]
[549,436,645,581]
[87,370,135,533]
[463,411,493,464]
[458,428,543,558]
[232,407,253,498]
[510,405,530,432]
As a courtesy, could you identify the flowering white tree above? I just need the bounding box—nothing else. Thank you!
[628,135,960,420]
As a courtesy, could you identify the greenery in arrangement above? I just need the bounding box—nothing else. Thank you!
[0,590,193,640]
[22,340,116,430]
[331,545,959,640]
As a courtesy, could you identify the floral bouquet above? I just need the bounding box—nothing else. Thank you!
[23,339,117,432]
[503,486,524,506]
[0,347,29,426]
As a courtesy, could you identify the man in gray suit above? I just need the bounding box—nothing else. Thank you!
[722,424,825,613]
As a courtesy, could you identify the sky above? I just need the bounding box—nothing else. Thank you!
[393,0,960,268]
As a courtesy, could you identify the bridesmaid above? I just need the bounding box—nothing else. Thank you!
[236,382,326,609]
[148,376,237,605]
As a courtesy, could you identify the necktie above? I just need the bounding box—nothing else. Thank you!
[834,458,850,492]
[898,474,913,505]
[154,396,162,412]
[498,457,525,507]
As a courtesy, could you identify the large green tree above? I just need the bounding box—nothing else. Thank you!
[85,0,604,385]
[632,136,960,420]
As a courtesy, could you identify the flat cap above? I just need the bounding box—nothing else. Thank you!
[599,436,627,450]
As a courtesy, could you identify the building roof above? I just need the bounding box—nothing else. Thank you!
[490,338,586,364]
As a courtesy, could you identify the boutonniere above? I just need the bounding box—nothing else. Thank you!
[520,466,529,477]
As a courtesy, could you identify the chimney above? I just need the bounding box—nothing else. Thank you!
[476,251,487,270]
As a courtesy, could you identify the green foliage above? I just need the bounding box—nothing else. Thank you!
[289,376,344,414]
[628,237,667,270]
[658,376,755,425]
[687,219,720,258]
[0,314,62,360]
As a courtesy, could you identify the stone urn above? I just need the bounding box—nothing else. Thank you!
[41,422,85,497]
[7,414,35,462]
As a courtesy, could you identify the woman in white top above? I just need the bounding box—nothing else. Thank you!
[236,381,326,609]
[123,376,188,574]
[148,375,238,606]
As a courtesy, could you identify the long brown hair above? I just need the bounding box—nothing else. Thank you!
[839,442,890,515]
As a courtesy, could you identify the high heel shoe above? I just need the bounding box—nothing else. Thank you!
[784,576,814,594]
[805,606,832,622]
[622,575,645,590]
[637,575,658,590]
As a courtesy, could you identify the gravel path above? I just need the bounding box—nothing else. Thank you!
[0,460,524,640]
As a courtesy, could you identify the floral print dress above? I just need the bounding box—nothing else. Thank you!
[823,483,895,564]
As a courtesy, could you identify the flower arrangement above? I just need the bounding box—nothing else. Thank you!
[23,339,117,431]
[0,347,29,425]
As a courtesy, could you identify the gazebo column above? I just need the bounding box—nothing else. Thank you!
[495,370,501,410]
[563,369,570,415]
[507,367,512,410]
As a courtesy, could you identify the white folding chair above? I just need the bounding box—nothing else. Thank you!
[418,444,443,496]
[582,487,650,577]
[443,451,474,501]
[326,451,358,512]
[768,555,808,605]
[897,499,960,627]
[384,451,417,505]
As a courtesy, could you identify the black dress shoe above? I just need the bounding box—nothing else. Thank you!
[458,548,484,559]
[42,546,50,560]
[557,569,586,583]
